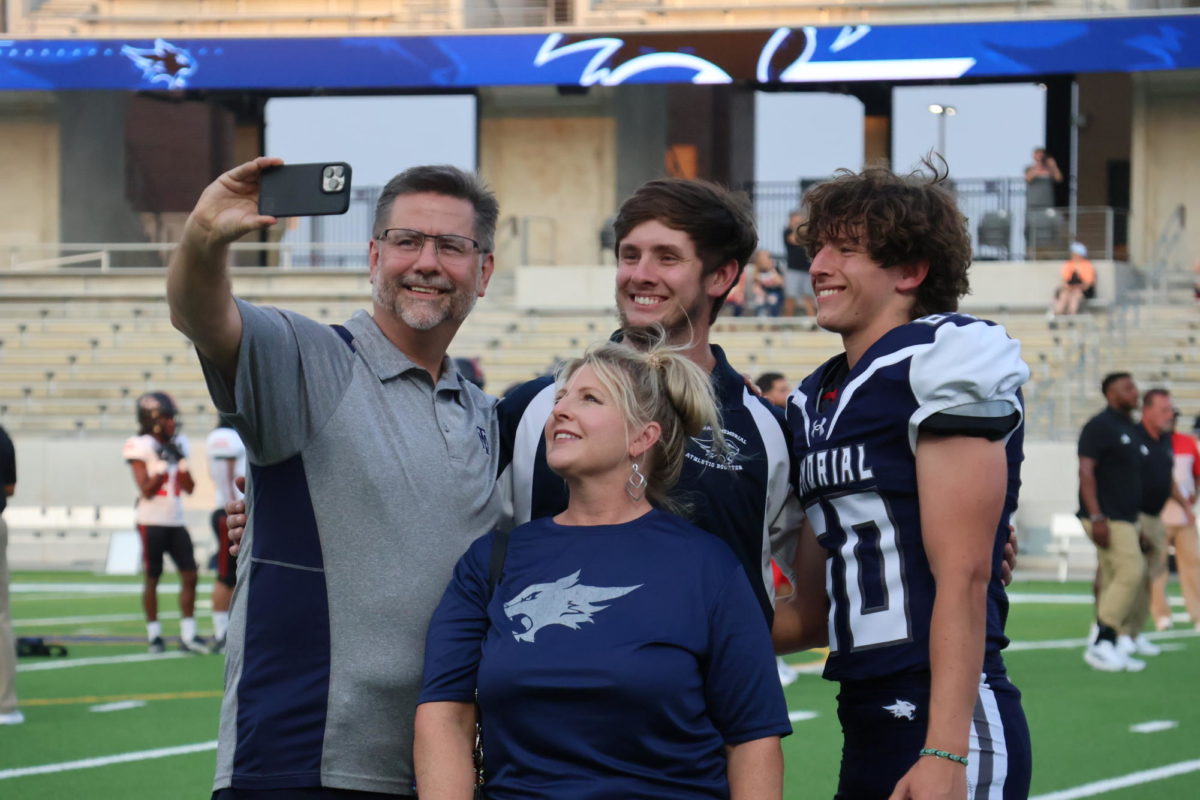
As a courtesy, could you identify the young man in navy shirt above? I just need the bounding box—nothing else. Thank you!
[497,178,799,626]
[773,164,1032,799]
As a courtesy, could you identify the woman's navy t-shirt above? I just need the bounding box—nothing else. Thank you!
[419,509,791,799]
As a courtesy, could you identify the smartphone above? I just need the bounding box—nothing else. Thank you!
[258,162,352,217]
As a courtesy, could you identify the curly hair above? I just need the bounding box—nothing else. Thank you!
[799,160,971,318]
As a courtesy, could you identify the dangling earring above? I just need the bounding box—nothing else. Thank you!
[626,461,647,502]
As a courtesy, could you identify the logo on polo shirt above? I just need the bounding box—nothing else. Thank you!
[477,426,490,455]
[687,427,744,471]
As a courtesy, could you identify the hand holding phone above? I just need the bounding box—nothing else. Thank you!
[258,162,353,218]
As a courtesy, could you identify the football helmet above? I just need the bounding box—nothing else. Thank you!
[136,392,178,435]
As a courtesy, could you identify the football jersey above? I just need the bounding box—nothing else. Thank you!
[122,432,191,526]
[496,343,798,624]
[1162,432,1200,526]
[786,314,1028,682]
[419,509,791,800]
[205,426,247,508]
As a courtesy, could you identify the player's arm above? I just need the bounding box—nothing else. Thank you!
[1170,477,1196,525]
[167,157,282,384]
[176,461,195,495]
[413,701,477,800]
[890,433,1007,800]
[772,519,829,653]
[1078,455,1109,547]
[726,737,783,800]
[220,458,238,504]
[128,459,167,500]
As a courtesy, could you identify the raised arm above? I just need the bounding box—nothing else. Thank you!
[167,157,282,383]
[890,433,1006,800]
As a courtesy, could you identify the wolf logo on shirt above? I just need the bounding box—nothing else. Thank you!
[504,571,641,643]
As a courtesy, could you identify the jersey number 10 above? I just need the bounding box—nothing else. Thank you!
[807,490,912,653]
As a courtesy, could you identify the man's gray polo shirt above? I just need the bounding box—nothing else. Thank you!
[201,299,500,795]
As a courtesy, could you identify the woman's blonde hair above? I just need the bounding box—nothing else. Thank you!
[555,327,725,516]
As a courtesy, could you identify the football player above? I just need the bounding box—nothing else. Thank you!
[773,163,1032,799]
[123,392,208,654]
[205,423,246,652]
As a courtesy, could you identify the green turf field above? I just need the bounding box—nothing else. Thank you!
[3,573,1199,799]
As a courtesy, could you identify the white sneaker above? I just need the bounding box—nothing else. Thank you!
[0,710,25,725]
[1116,635,1137,656]
[1131,633,1162,656]
[776,657,798,687]
[1085,639,1145,672]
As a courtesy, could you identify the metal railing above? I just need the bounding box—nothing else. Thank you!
[746,177,1130,263]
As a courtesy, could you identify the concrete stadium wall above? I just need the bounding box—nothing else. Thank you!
[1131,70,1200,269]
[10,434,220,511]
[0,92,59,247]
[4,432,1082,569]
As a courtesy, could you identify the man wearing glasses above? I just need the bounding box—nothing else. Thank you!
[167,157,503,799]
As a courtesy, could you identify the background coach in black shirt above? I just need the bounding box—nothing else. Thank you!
[1078,373,1149,672]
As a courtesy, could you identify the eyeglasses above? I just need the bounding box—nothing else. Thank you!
[377,228,485,264]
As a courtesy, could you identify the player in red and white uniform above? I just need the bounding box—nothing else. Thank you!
[1153,418,1200,629]
[123,392,206,654]
[205,425,246,651]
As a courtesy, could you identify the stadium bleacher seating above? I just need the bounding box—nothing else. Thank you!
[1,269,1198,436]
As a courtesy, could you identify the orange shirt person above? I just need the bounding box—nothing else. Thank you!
[1054,242,1096,316]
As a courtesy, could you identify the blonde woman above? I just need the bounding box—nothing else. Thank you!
[415,334,790,800]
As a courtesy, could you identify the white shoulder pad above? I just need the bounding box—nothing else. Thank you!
[206,429,243,459]
[907,320,1029,449]
[175,433,191,459]
[122,435,154,463]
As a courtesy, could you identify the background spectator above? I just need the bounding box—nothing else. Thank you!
[749,249,785,318]
[1053,242,1096,317]
[783,211,815,317]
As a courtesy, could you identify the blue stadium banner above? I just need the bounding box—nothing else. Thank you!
[2,15,1199,91]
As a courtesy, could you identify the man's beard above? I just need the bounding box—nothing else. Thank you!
[373,275,478,331]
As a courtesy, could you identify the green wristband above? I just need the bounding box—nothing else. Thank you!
[919,748,969,767]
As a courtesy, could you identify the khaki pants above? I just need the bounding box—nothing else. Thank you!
[0,516,17,715]
[1151,521,1200,625]
[1083,518,1148,633]
[1131,513,1168,636]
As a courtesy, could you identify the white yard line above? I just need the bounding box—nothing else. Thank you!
[12,582,214,595]
[16,601,214,627]
[1030,758,1200,799]
[1007,593,1096,604]
[16,611,181,627]
[1008,629,1198,652]
[0,741,217,781]
[1008,593,1188,606]
[16,652,190,672]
